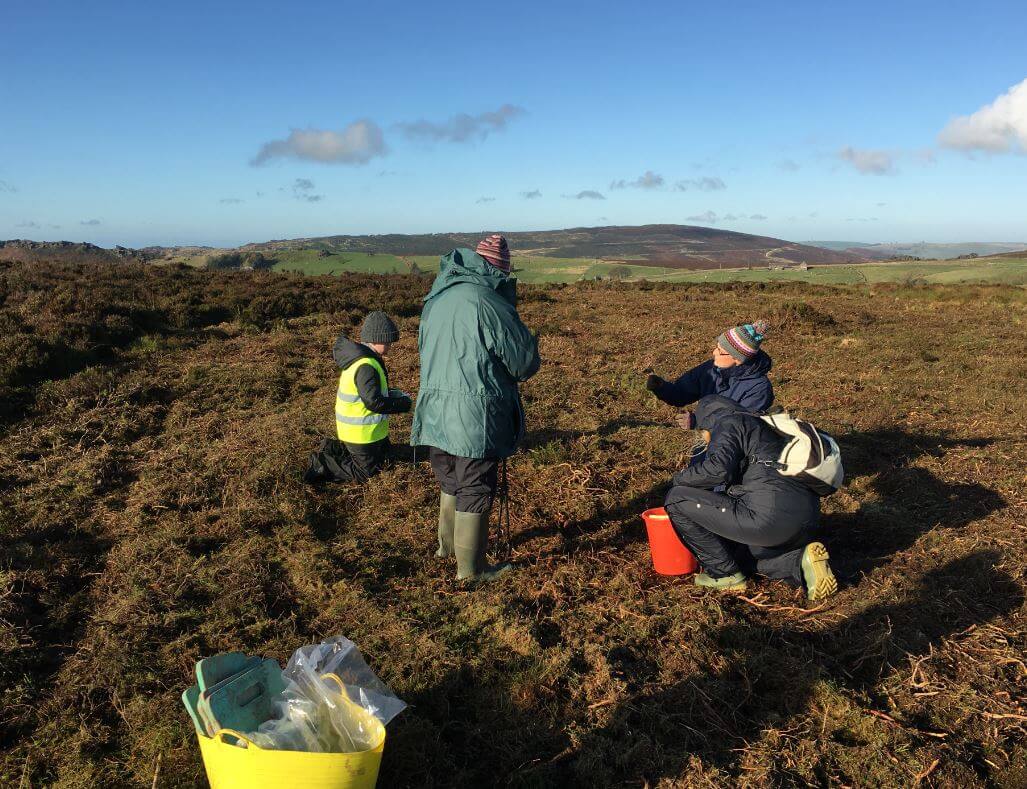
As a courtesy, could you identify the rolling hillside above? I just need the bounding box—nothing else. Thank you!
[243,225,871,269]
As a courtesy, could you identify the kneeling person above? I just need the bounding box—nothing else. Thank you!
[664,395,837,600]
[306,311,412,484]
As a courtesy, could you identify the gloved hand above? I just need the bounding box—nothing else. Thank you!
[675,411,696,430]
[389,389,413,413]
[645,374,664,392]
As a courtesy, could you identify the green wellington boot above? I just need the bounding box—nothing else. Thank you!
[694,571,748,592]
[454,511,513,583]
[801,542,838,601]
[435,492,456,558]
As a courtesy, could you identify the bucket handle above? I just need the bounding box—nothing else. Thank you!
[214,728,263,749]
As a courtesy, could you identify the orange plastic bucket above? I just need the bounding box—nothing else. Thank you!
[641,508,698,575]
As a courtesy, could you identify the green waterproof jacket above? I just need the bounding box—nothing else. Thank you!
[410,248,541,459]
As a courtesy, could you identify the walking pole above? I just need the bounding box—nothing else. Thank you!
[498,458,513,559]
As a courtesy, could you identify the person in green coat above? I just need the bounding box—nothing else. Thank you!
[411,234,541,582]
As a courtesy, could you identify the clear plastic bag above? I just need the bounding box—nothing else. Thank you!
[248,636,406,753]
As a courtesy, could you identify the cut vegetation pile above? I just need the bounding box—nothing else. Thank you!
[1,260,1025,787]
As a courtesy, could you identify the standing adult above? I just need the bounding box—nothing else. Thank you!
[411,234,541,582]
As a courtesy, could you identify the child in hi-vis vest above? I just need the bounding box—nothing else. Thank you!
[304,312,411,484]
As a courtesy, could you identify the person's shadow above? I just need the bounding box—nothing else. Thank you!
[824,429,1005,580]
[503,549,1021,786]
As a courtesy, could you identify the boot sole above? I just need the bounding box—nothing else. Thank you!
[802,542,838,601]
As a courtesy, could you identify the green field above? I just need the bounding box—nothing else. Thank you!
[178,247,1027,287]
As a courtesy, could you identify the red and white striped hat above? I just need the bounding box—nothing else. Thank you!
[475,234,511,273]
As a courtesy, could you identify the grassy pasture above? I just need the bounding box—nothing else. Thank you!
[0,262,1025,786]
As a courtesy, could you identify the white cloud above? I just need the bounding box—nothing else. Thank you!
[251,120,386,166]
[566,190,605,200]
[0,180,16,193]
[520,189,542,199]
[80,218,101,226]
[750,213,767,220]
[686,210,718,223]
[16,220,39,228]
[675,176,726,192]
[939,78,1027,154]
[610,170,664,190]
[398,104,525,143]
[476,196,495,204]
[838,146,895,175]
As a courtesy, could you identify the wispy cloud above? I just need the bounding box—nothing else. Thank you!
[476,196,496,204]
[566,190,605,200]
[16,220,39,228]
[939,77,1027,154]
[290,178,325,203]
[686,210,718,223]
[397,104,525,144]
[610,170,664,190]
[838,146,895,175]
[80,219,101,226]
[750,213,768,220]
[251,120,386,166]
[777,158,800,172]
[674,176,726,192]
[219,197,244,204]
[0,180,16,193]
[520,189,542,199]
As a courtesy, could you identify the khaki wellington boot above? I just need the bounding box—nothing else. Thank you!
[801,542,838,601]
[454,511,513,583]
[436,492,456,558]
[694,571,748,592]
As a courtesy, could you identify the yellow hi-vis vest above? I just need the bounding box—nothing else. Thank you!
[335,357,390,444]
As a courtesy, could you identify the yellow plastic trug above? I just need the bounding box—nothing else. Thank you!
[196,674,386,789]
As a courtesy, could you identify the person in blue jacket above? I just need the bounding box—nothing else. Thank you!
[645,320,773,413]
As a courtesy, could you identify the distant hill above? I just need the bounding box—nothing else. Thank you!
[2,226,871,271]
[0,240,152,265]
[809,241,1027,260]
[241,225,870,269]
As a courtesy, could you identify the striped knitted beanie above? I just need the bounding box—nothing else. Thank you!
[717,319,769,362]
[475,234,511,273]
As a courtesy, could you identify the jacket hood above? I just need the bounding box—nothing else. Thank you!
[424,248,516,306]
[333,334,379,370]
[694,394,753,432]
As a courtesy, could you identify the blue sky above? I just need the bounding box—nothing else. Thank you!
[2,0,1026,247]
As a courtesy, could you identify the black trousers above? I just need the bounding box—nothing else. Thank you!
[428,447,498,514]
[305,438,391,484]
[664,485,814,583]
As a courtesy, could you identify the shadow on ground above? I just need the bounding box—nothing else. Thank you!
[380,550,1020,787]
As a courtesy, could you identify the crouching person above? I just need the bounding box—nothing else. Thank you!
[304,311,411,484]
[646,320,773,413]
[411,235,540,583]
[664,395,838,600]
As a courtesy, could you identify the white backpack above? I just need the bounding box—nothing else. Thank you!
[756,412,844,496]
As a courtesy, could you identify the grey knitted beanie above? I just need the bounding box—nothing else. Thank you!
[360,311,400,344]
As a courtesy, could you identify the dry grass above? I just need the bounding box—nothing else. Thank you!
[1,261,1025,787]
